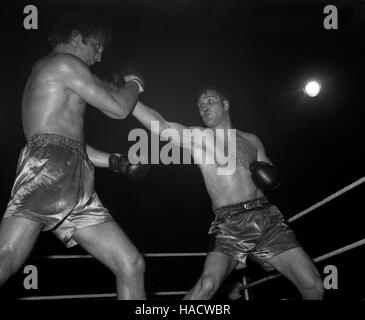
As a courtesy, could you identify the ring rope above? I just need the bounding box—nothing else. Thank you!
[18,291,188,300]
[19,238,365,300]
[32,177,365,261]
[31,252,207,260]
[241,238,365,290]
[21,239,365,300]
[23,177,364,299]
[288,177,365,223]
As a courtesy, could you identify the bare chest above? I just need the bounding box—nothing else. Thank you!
[234,135,257,169]
[199,132,257,170]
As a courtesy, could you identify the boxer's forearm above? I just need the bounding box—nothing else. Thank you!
[133,101,192,148]
[112,82,140,116]
[132,101,169,134]
[86,145,110,168]
[251,135,273,165]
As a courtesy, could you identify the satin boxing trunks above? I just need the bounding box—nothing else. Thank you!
[208,197,300,271]
[3,133,114,247]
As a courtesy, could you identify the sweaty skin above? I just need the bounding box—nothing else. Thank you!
[0,31,148,300]
[133,91,324,301]
[22,52,87,141]
[22,34,139,148]
[196,130,265,209]
[133,91,270,209]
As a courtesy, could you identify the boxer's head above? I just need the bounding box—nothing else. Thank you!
[197,87,230,128]
[48,12,112,66]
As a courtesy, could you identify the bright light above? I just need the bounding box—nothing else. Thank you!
[304,81,321,97]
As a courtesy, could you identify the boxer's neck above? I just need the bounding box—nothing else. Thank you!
[212,115,232,131]
[52,43,84,63]
[53,43,75,55]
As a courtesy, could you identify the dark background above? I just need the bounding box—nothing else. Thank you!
[0,0,364,300]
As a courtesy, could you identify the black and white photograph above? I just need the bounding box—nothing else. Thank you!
[0,0,364,311]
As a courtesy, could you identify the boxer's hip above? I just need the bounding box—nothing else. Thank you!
[212,197,271,222]
[4,133,95,230]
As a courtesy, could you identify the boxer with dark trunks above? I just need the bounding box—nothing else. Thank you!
[132,87,324,299]
[0,12,147,299]
[208,197,299,272]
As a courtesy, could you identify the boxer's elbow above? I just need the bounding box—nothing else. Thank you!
[106,93,133,119]
[116,107,130,119]
[112,101,131,119]
[111,113,127,120]
[103,106,128,119]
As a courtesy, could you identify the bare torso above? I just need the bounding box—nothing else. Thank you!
[194,130,264,209]
[22,52,86,142]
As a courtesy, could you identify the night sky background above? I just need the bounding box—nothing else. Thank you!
[0,0,364,300]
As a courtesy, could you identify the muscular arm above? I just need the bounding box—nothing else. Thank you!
[132,101,191,146]
[251,135,273,165]
[53,54,139,119]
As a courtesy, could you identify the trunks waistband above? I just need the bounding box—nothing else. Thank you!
[214,197,270,216]
[28,133,86,154]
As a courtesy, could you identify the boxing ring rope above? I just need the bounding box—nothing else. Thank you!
[19,176,365,300]
[241,176,365,291]
[20,238,365,300]
[240,238,365,290]
[288,177,365,223]
[19,291,188,300]
[31,252,206,260]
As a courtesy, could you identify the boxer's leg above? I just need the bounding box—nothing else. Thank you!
[184,251,237,300]
[0,216,43,286]
[266,246,324,300]
[72,221,145,300]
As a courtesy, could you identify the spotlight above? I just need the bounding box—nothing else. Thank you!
[304,81,321,97]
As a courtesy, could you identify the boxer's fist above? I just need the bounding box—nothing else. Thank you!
[126,162,150,182]
[249,161,281,191]
[108,153,129,174]
[113,64,145,93]
[108,153,150,182]
[102,78,118,93]
[123,74,145,93]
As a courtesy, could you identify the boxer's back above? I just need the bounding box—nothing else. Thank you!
[22,53,86,142]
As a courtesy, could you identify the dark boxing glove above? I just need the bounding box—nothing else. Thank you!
[249,161,281,191]
[109,153,150,182]
[113,65,145,93]
[125,162,150,182]
[124,74,145,93]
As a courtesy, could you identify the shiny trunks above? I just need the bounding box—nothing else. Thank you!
[208,197,300,271]
[3,133,114,247]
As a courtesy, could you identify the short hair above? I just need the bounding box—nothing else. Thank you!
[48,11,112,47]
[197,86,230,104]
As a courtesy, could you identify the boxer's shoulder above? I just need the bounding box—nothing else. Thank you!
[187,126,213,139]
[32,53,87,79]
[237,131,258,143]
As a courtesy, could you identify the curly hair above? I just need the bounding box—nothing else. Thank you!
[48,11,112,47]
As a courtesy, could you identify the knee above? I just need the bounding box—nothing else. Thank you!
[312,277,325,298]
[0,266,11,287]
[0,248,15,286]
[199,274,217,295]
[113,252,145,280]
[304,274,324,299]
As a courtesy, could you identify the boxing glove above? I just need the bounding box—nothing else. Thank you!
[249,161,281,191]
[109,153,150,182]
[124,74,145,93]
[125,162,150,182]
